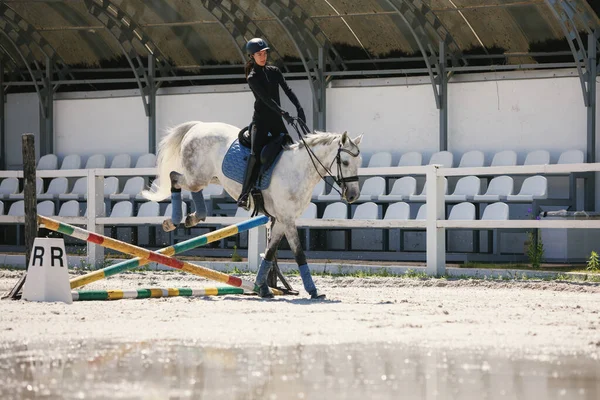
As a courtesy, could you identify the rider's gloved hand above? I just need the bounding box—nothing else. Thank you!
[297,107,306,124]
[282,111,293,124]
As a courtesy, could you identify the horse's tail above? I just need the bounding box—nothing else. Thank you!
[141,121,198,201]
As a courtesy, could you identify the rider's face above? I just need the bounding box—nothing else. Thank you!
[253,50,268,66]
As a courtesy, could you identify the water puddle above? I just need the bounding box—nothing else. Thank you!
[0,341,598,399]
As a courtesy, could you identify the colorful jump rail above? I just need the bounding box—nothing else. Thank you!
[72,286,245,301]
[69,215,269,289]
[38,215,282,295]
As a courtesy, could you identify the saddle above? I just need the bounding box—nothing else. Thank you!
[222,125,291,192]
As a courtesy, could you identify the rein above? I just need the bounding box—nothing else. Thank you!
[290,118,360,197]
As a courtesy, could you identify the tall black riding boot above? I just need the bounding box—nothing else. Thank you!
[237,154,259,209]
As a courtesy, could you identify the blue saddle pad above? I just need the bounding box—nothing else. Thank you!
[222,139,283,190]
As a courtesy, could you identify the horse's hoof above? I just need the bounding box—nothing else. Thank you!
[184,212,205,228]
[256,284,274,299]
[310,290,326,300]
[162,219,177,232]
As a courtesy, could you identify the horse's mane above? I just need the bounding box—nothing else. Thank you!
[286,131,340,150]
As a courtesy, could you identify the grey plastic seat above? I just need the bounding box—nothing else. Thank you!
[354,177,386,202]
[37,200,56,216]
[37,154,58,170]
[109,201,133,218]
[321,202,347,219]
[59,177,87,201]
[524,150,550,166]
[0,178,19,199]
[482,202,509,220]
[458,150,485,168]
[85,154,106,169]
[428,151,453,168]
[557,150,584,164]
[378,177,416,202]
[109,176,145,201]
[104,176,119,196]
[110,154,131,169]
[415,204,427,220]
[352,202,380,219]
[300,202,317,219]
[366,152,392,168]
[473,176,513,202]
[0,200,4,215]
[37,177,69,200]
[383,202,410,220]
[137,201,160,217]
[398,151,422,167]
[506,176,548,202]
[8,200,24,216]
[58,200,81,217]
[448,202,476,220]
[135,153,156,168]
[445,176,481,202]
[60,154,82,170]
[491,150,517,167]
[9,177,43,200]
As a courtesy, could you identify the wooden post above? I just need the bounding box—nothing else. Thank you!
[22,133,38,268]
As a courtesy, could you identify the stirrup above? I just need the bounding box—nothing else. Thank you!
[237,194,250,210]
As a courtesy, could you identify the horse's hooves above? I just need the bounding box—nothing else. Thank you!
[256,284,274,299]
[162,219,177,232]
[310,290,326,300]
[184,212,206,228]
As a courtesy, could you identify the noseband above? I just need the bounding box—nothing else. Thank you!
[292,119,360,197]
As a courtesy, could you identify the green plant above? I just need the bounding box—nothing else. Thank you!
[586,251,600,272]
[230,245,242,262]
[525,230,544,268]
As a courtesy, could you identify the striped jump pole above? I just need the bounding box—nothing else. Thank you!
[73,286,245,301]
[38,215,281,295]
[70,215,269,289]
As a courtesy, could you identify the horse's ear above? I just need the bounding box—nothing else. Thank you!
[353,134,363,145]
[341,131,348,145]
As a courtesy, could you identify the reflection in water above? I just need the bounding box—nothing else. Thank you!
[0,341,598,399]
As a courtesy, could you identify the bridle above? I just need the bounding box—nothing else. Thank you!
[291,118,360,198]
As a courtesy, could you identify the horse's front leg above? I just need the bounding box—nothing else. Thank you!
[254,221,285,298]
[283,223,325,299]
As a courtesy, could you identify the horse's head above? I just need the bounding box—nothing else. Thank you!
[336,132,363,203]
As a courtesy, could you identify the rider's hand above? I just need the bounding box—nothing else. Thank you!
[282,111,293,124]
[297,107,306,124]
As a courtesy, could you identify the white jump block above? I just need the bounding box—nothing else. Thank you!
[22,238,72,304]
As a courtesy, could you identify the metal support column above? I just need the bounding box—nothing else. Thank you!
[148,54,156,154]
[40,57,54,155]
[587,33,597,210]
[315,46,326,131]
[0,61,5,170]
[439,42,448,151]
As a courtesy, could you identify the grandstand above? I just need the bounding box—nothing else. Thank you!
[0,0,599,270]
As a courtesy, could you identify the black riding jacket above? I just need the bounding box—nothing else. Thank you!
[247,64,302,125]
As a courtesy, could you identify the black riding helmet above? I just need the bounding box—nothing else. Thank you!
[246,38,269,55]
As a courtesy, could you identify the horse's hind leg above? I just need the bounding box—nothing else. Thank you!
[184,190,207,228]
[283,223,325,299]
[254,221,285,298]
[162,171,184,232]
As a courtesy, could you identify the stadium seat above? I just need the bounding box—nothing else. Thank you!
[428,151,453,168]
[490,150,517,167]
[398,151,422,167]
[37,154,58,170]
[473,176,514,202]
[60,154,81,170]
[366,152,392,168]
[378,177,416,202]
[445,176,481,202]
[85,154,106,169]
[458,150,485,168]
[110,154,131,169]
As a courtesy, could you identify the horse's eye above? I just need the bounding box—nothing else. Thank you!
[342,160,349,167]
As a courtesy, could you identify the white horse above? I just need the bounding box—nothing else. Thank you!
[142,120,363,298]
